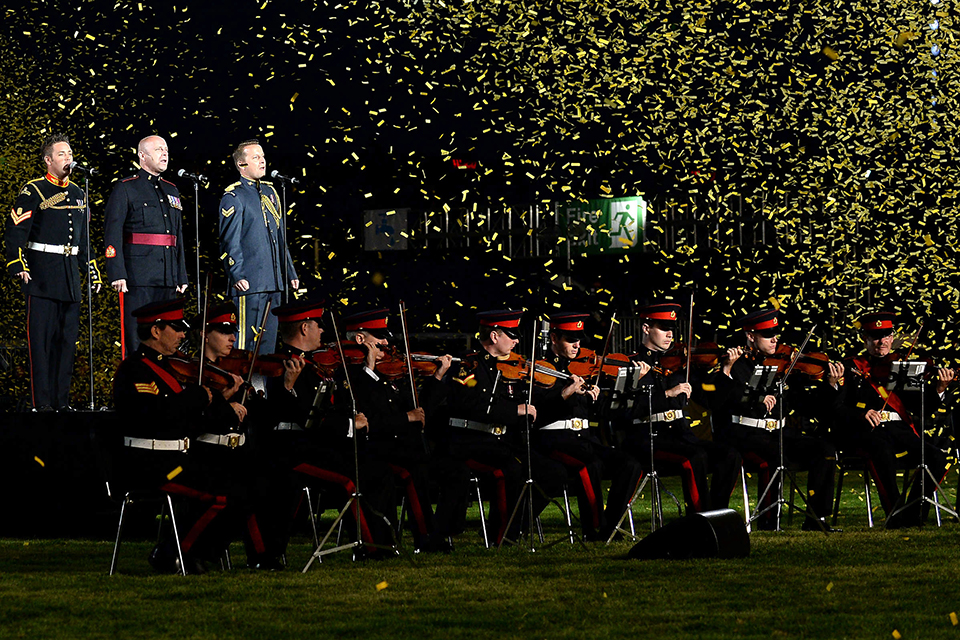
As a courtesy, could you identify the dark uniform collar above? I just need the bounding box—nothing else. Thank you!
[44,173,70,188]
[241,177,260,189]
[278,342,308,358]
[136,344,167,363]
[140,169,164,184]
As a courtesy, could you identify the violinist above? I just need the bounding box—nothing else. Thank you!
[261,299,397,558]
[834,312,952,528]
[113,299,267,573]
[708,308,838,531]
[531,312,643,541]
[423,309,566,546]
[344,308,470,553]
[620,303,742,515]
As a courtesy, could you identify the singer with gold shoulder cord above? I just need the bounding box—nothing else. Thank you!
[104,135,189,357]
[4,134,102,411]
[218,139,298,355]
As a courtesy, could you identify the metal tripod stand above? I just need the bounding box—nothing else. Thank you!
[885,362,959,528]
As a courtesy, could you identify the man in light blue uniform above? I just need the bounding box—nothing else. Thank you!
[218,139,298,354]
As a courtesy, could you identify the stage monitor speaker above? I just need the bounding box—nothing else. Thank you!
[628,508,749,560]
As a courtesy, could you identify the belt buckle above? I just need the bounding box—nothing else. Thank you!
[765,420,778,430]
[493,426,504,436]
[572,419,583,430]
[665,410,676,421]
[182,437,190,451]
[228,434,240,448]
[879,411,890,422]
[63,245,71,256]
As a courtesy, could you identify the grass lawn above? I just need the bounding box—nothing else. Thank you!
[2,472,960,640]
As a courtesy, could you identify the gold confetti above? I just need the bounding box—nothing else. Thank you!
[376,581,388,591]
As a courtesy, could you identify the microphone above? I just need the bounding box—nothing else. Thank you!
[68,161,97,176]
[540,320,551,356]
[177,168,208,184]
[270,169,300,185]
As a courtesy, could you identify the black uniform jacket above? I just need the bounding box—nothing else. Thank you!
[5,174,95,301]
[104,169,188,287]
[113,345,210,440]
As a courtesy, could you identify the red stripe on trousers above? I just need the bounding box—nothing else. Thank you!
[293,463,374,544]
[549,451,599,529]
[390,464,428,536]
[465,459,508,544]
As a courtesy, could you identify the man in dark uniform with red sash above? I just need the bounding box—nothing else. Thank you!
[113,299,270,573]
[344,308,470,552]
[104,135,189,356]
[5,134,101,411]
[709,308,839,531]
[835,312,954,528]
[619,303,742,515]
[532,312,643,541]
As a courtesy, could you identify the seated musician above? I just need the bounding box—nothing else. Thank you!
[113,299,270,573]
[834,311,954,528]
[262,299,397,559]
[344,308,470,553]
[531,312,642,541]
[708,307,839,531]
[619,303,742,515]
[423,309,566,546]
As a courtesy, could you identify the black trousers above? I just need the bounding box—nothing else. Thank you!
[623,424,742,514]
[718,424,836,524]
[367,438,472,544]
[121,286,175,357]
[536,430,642,538]
[447,430,567,544]
[26,295,80,409]
[844,422,947,524]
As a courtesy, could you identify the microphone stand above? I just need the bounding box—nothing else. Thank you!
[192,178,201,314]
[749,326,825,533]
[82,173,95,410]
[276,176,291,305]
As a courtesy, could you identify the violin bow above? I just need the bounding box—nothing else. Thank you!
[240,300,272,404]
[399,301,420,409]
[878,320,925,414]
[329,311,359,421]
[591,312,617,388]
[781,324,818,383]
[684,289,695,385]
[197,272,212,384]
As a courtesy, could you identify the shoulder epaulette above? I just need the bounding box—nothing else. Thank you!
[260,180,274,186]
[120,174,140,183]
[223,181,241,194]
[160,177,176,187]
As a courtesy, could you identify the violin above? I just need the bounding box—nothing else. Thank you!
[850,352,937,383]
[656,342,728,376]
[374,350,463,380]
[495,353,567,388]
[167,355,243,392]
[757,344,834,381]
[566,348,636,379]
[217,348,289,378]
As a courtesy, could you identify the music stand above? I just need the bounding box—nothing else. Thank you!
[885,361,959,527]
[499,324,582,551]
[748,329,827,533]
[302,315,402,570]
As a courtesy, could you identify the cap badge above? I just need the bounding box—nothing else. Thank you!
[772,317,778,326]
[576,321,583,329]
[875,320,883,328]
[669,311,677,319]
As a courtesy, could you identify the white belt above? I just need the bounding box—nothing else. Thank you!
[196,433,246,448]
[633,409,686,425]
[732,416,784,431]
[27,241,78,256]
[876,411,903,424]
[275,422,303,431]
[124,436,189,452]
[541,418,590,431]
[449,418,507,436]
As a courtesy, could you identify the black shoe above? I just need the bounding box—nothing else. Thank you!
[147,543,179,574]
[248,556,284,571]
[57,405,76,413]
[802,518,842,533]
[32,405,55,413]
